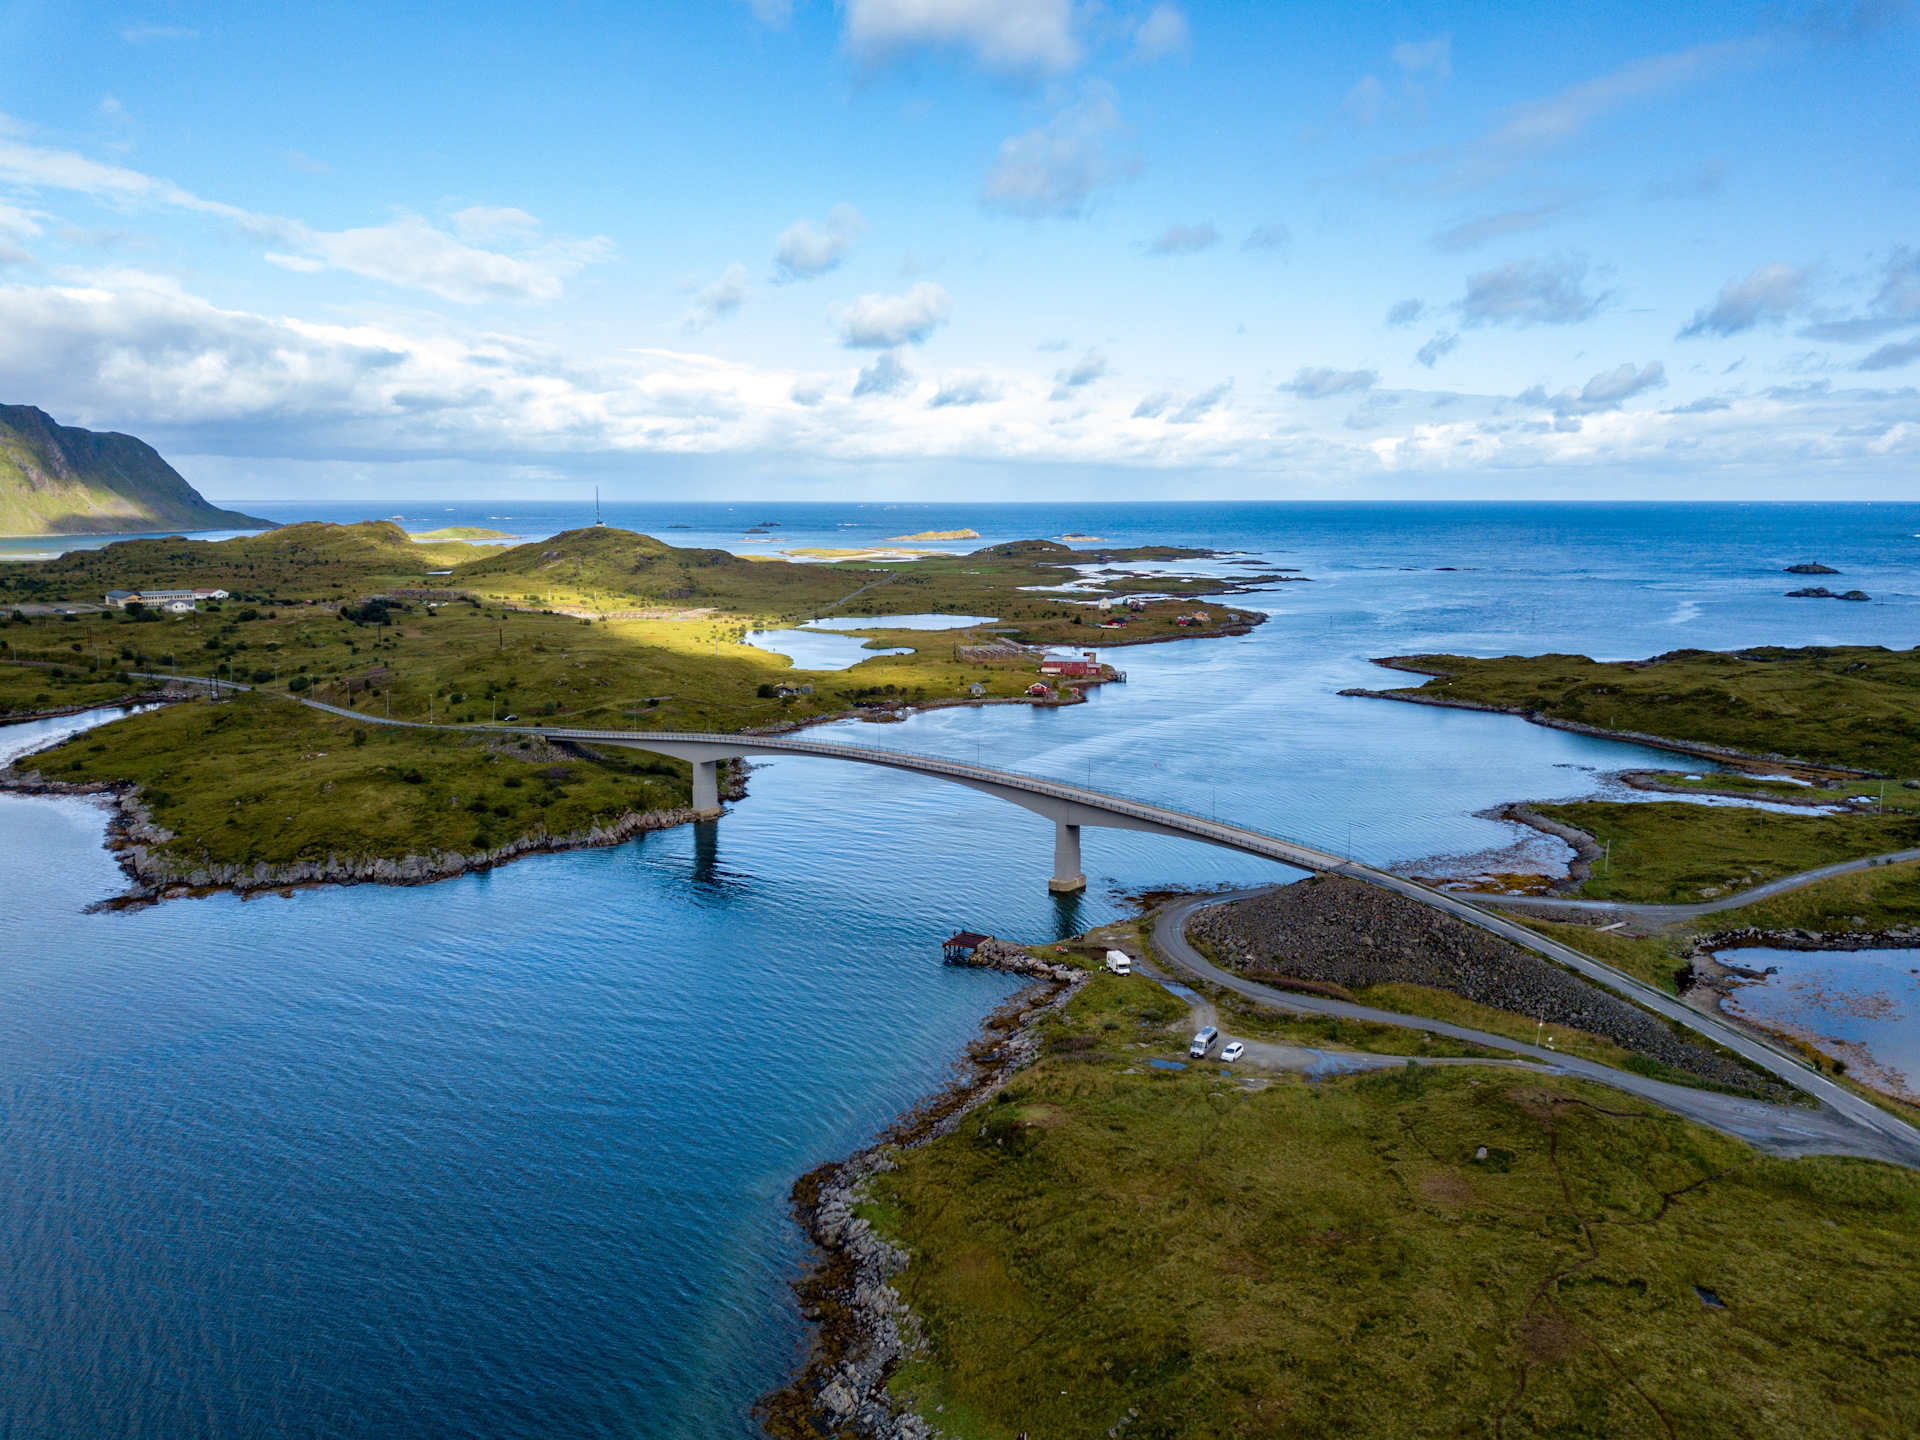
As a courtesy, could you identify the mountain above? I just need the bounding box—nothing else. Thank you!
[0,405,276,538]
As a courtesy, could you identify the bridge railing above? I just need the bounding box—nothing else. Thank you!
[537,724,1344,863]
[124,681,1345,864]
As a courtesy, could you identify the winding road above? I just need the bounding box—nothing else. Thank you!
[1472,847,1920,928]
[1149,890,1920,1169]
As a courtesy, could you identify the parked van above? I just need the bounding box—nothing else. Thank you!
[1104,950,1132,976]
[1189,1026,1219,1059]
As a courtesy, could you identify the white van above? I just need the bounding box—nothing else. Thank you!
[1104,950,1132,976]
[1189,1026,1219,1059]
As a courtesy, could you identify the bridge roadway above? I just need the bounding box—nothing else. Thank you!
[180,689,1920,1164]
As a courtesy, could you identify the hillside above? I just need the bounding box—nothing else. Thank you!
[0,405,275,538]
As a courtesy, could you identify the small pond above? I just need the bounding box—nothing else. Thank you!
[1716,946,1919,1103]
[743,630,913,672]
[801,614,1000,631]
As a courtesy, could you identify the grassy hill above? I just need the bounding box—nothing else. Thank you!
[1361,647,1920,776]
[0,405,275,538]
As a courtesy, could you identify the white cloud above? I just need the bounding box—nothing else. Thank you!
[1147,220,1218,255]
[979,84,1136,220]
[1415,332,1459,367]
[0,129,609,303]
[284,150,332,175]
[1242,224,1291,257]
[774,204,868,281]
[1281,366,1377,399]
[1132,4,1190,61]
[1458,254,1605,327]
[1392,35,1451,82]
[1429,203,1569,253]
[843,0,1079,72]
[929,373,1002,407]
[1858,335,1920,371]
[1,272,1912,488]
[1386,298,1425,326]
[269,213,614,304]
[1050,349,1110,398]
[1799,249,1920,342]
[453,206,542,243]
[854,351,916,398]
[832,282,953,347]
[1519,360,1667,417]
[1171,381,1230,423]
[684,263,751,330]
[1678,262,1812,338]
[1342,75,1385,128]
[737,0,793,25]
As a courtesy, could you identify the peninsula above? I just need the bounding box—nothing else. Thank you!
[0,405,275,538]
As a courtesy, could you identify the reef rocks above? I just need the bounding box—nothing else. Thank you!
[1784,563,1840,574]
[1785,587,1871,601]
[1189,874,1781,1095]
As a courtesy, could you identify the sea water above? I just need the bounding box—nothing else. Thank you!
[2,503,1915,1438]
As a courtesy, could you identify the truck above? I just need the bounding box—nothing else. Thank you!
[1104,950,1132,976]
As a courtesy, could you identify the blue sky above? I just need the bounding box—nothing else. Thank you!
[0,0,1916,501]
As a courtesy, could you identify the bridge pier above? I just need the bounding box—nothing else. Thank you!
[692,759,721,812]
[1049,821,1086,894]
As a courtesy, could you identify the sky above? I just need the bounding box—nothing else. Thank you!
[0,0,1916,502]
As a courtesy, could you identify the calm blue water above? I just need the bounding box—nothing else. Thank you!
[1719,947,1920,1104]
[3,503,1917,1439]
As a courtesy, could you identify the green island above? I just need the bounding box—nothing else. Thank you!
[1353,645,1920,775]
[0,522,1264,892]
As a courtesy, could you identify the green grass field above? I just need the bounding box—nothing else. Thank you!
[858,974,1920,1440]
[21,691,694,867]
[1533,800,1920,905]
[1366,646,1920,776]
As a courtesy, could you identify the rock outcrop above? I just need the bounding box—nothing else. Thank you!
[1189,875,1780,1095]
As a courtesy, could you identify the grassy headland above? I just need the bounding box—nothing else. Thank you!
[855,972,1920,1440]
[1533,800,1920,905]
[1356,646,1920,775]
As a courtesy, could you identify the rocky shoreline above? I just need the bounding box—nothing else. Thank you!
[758,940,1086,1440]
[0,760,749,909]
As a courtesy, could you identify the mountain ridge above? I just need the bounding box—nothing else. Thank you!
[0,405,275,538]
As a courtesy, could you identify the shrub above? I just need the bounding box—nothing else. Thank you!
[757,683,776,698]
[288,676,311,693]
[251,669,273,685]
[236,608,260,622]
[399,767,425,784]
[351,729,368,746]
[503,775,524,788]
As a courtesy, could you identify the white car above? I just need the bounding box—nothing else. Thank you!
[1219,1041,1245,1063]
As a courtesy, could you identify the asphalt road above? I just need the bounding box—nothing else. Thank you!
[1151,890,1920,1170]
[1473,846,1920,927]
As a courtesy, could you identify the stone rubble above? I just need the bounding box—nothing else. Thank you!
[1189,874,1782,1095]
[768,945,1089,1439]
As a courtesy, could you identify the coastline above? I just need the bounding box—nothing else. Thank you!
[1338,684,1877,777]
[758,940,1087,1440]
[0,759,749,909]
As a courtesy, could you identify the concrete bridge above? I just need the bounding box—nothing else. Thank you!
[159,689,1920,1159]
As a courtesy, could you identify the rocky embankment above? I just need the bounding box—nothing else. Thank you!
[1189,875,1778,1094]
[0,761,747,906]
[761,944,1087,1440]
